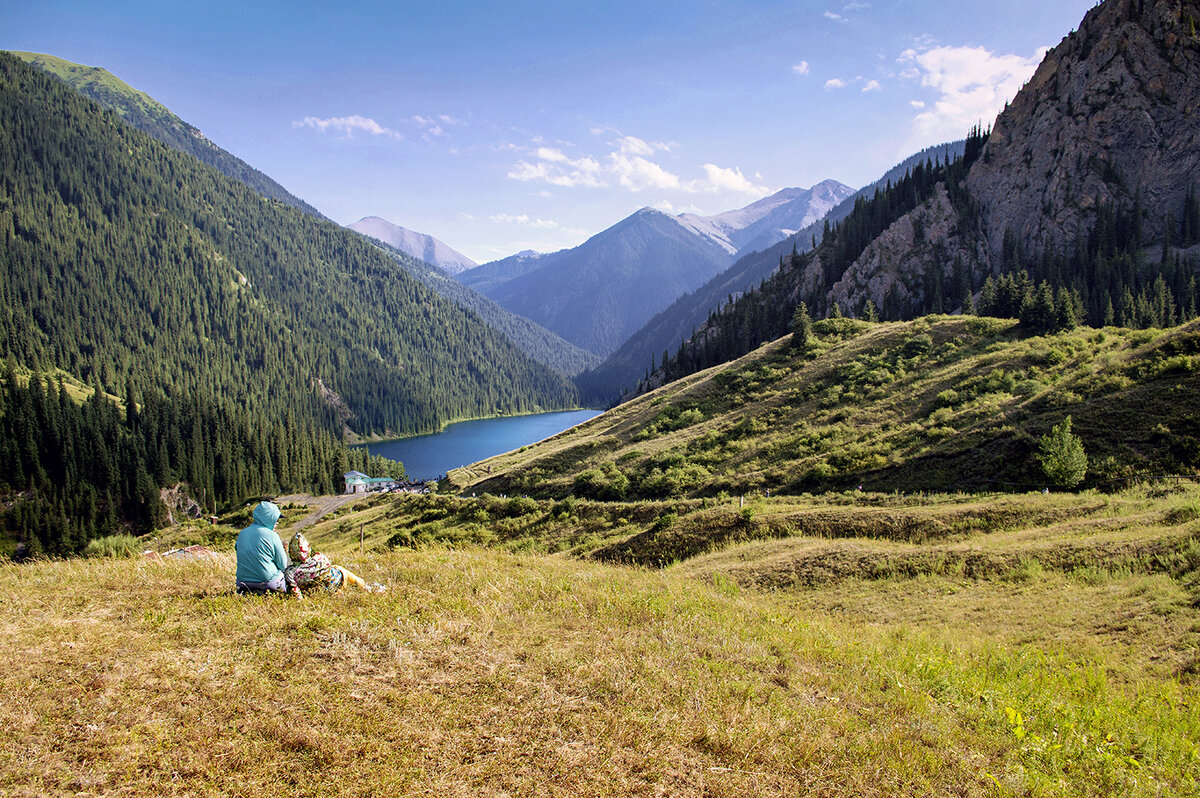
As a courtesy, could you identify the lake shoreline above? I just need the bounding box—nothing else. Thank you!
[353,405,604,446]
[356,409,605,481]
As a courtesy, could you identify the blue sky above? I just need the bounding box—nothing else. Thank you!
[6,0,1096,263]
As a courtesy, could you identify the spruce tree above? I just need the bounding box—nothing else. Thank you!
[791,302,813,353]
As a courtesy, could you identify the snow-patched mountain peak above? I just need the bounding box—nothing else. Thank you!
[674,180,856,258]
[348,216,478,275]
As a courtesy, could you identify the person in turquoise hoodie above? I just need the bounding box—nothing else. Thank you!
[234,501,289,594]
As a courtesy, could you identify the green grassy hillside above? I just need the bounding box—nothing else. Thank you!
[451,316,1200,501]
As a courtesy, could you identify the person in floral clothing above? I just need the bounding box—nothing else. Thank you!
[283,531,384,596]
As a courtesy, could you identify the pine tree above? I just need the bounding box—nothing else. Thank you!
[791,302,813,353]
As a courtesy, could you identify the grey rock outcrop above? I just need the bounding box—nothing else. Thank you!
[969,0,1200,261]
[830,184,990,314]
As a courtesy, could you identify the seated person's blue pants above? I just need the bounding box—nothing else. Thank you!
[235,573,287,594]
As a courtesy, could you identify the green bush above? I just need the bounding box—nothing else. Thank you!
[902,333,933,357]
[1037,415,1088,488]
[929,407,953,425]
[935,389,961,407]
[503,496,540,518]
[651,513,677,533]
[573,462,629,501]
[1013,378,1043,397]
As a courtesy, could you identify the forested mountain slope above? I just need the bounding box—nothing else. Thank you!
[12,51,325,220]
[0,52,577,552]
[0,52,577,434]
[366,239,601,377]
[13,52,598,378]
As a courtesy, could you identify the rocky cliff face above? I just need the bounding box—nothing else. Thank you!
[969,0,1200,262]
[833,0,1200,314]
[830,184,990,314]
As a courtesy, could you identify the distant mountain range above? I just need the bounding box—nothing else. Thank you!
[361,237,600,377]
[576,143,964,403]
[677,179,855,259]
[348,216,477,275]
[459,182,853,358]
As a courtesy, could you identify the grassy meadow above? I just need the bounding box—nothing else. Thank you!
[3,481,1198,796]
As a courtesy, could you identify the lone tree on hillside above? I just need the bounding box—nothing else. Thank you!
[791,302,813,353]
[1037,415,1088,488]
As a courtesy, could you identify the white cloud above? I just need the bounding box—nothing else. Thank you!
[824,11,845,21]
[507,132,769,199]
[792,60,811,75]
[412,114,465,143]
[508,147,605,188]
[697,164,771,197]
[899,44,1045,148]
[616,135,670,157]
[489,213,560,229]
[610,151,682,192]
[535,146,571,163]
[489,214,590,240]
[824,78,848,90]
[508,158,606,188]
[910,100,926,109]
[862,80,882,92]
[293,115,402,139]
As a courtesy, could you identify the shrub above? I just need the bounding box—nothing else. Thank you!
[651,513,677,533]
[573,462,629,501]
[902,333,933,357]
[1013,378,1043,397]
[935,389,961,407]
[812,317,870,339]
[503,496,540,518]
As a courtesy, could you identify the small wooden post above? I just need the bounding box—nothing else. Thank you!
[360,523,365,556]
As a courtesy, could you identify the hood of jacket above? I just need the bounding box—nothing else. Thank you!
[252,501,281,530]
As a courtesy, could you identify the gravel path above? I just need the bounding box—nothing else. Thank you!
[274,493,370,531]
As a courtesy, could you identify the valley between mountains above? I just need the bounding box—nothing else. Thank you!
[2,0,1200,795]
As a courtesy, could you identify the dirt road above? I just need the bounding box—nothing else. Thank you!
[274,493,371,531]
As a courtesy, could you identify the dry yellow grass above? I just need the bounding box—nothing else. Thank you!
[0,550,992,796]
[0,551,1190,795]
[2,486,1198,796]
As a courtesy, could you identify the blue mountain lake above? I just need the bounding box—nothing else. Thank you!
[359,409,603,481]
